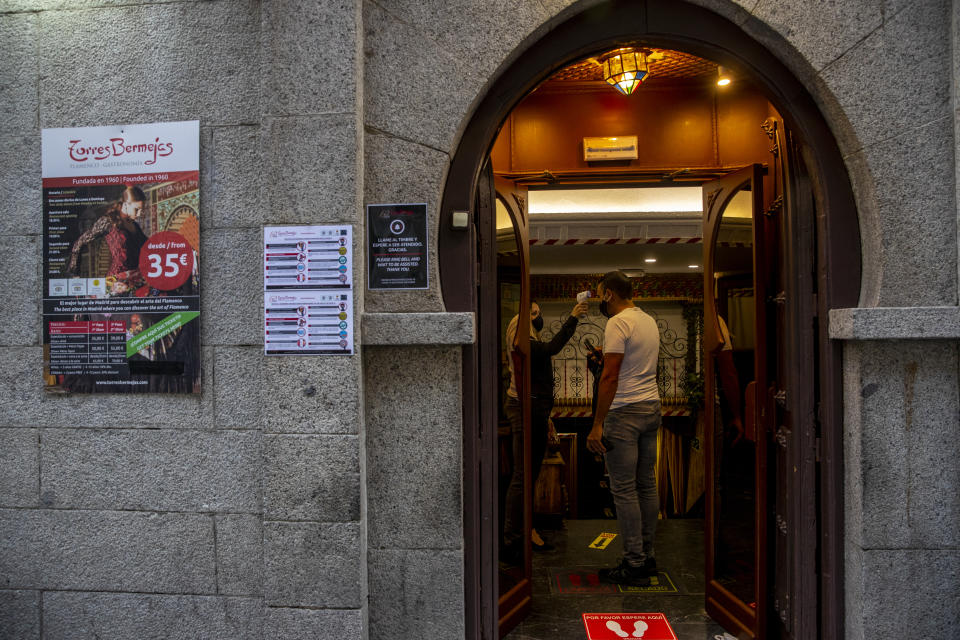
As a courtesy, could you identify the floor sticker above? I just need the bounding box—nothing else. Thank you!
[551,569,679,594]
[617,571,678,594]
[582,613,678,640]
[589,533,617,549]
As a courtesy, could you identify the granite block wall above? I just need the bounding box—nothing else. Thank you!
[0,0,366,637]
[843,340,960,639]
[1,0,958,638]
[363,346,464,639]
[256,0,367,633]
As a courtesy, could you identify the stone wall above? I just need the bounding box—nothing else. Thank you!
[840,339,960,640]
[0,0,366,638]
[1,0,958,639]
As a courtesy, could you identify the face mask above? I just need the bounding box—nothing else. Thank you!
[599,300,611,319]
[532,315,544,331]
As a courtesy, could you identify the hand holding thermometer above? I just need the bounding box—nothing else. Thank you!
[576,290,591,318]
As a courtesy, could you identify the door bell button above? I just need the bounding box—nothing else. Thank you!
[451,210,469,230]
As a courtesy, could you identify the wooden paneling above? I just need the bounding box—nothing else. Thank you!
[492,84,773,174]
[717,84,776,167]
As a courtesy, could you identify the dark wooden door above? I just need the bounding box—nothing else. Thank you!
[702,164,770,638]
[703,121,820,640]
[472,158,500,640]
[491,173,533,637]
[763,117,818,640]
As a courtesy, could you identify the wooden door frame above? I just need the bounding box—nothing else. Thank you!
[439,2,861,638]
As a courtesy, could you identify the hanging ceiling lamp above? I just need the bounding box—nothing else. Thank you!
[717,65,732,86]
[600,48,649,95]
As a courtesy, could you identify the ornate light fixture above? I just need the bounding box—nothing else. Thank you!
[600,48,649,95]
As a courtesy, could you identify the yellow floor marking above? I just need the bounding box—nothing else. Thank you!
[588,532,617,549]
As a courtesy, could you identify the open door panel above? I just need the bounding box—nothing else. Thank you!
[702,164,769,639]
[494,174,533,638]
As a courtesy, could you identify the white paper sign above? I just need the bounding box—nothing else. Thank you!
[264,225,352,290]
[263,225,354,355]
[264,290,353,355]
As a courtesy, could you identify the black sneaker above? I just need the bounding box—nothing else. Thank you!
[637,556,657,577]
[598,559,651,586]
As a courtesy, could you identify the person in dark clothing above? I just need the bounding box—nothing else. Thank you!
[502,300,588,561]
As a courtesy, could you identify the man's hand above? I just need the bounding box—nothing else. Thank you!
[547,419,560,446]
[586,348,603,376]
[587,423,606,454]
[590,352,622,454]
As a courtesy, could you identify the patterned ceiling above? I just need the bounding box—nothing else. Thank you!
[549,48,718,83]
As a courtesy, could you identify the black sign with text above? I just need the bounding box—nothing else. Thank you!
[366,203,428,289]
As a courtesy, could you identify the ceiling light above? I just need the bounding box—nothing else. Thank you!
[688,264,700,269]
[644,258,657,263]
[717,66,731,86]
[600,48,649,96]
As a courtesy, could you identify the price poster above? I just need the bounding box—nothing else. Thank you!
[264,291,354,355]
[263,225,353,356]
[263,225,352,290]
[41,120,201,394]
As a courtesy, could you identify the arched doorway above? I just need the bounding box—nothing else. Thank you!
[438,2,860,638]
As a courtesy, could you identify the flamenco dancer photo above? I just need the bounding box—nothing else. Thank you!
[66,185,148,296]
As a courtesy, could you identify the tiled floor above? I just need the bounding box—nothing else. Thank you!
[504,519,731,640]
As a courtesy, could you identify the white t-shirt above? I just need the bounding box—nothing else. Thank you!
[603,306,660,408]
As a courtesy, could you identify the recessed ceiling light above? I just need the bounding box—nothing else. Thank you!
[644,258,657,263]
[688,264,699,269]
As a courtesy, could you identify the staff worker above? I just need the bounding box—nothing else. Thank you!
[586,270,662,586]
[503,299,588,561]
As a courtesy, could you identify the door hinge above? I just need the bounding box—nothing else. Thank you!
[780,601,790,625]
[764,194,783,217]
[775,426,790,448]
[776,513,788,535]
[774,389,787,407]
[770,291,787,305]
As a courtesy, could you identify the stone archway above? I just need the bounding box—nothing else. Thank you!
[437,1,861,638]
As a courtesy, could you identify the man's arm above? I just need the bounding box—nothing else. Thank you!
[587,352,623,453]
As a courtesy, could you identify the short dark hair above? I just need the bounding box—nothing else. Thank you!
[600,270,633,300]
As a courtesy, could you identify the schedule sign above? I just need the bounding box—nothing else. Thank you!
[366,203,428,289]
[41,120,201,394]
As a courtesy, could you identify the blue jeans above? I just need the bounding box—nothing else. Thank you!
[604,400,660,567]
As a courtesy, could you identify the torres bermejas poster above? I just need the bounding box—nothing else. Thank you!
[41,120,201,394]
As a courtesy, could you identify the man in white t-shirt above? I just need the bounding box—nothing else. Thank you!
[586,270,662,586]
